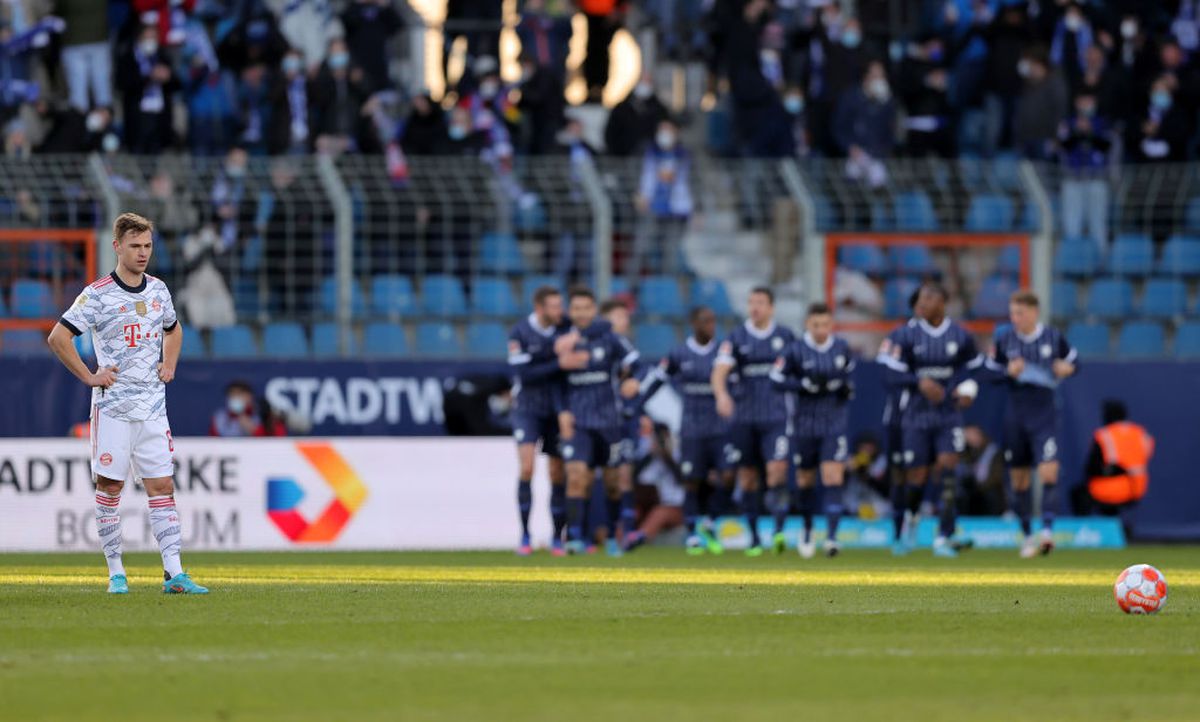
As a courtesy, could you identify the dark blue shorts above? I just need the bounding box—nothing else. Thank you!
[792,432,849,470]
[561,427,623,469]
[680,434,733,481]
[618,417,640,465]
[729,421,790,468]
[512,411,561,458]
[903,425,964,468]
[1004,414,1058,467]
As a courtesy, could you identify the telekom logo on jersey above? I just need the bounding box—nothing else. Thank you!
[123,323,141,348]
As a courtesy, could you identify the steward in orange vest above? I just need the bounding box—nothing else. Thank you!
[1085,401,1154,509]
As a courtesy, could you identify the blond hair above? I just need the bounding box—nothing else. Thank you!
[113,212,154,243]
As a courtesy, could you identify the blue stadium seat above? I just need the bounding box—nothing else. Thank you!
[362,322,409,357]
[971,275,1017,318]
[421,275,468,318]
[520,275,564,306]
[991,152,1022,190]
[1107,234,1155,277]
[232,277,262,318]
[312,322,357,358]
[316,277,367,318]
[690,278,734,316]
[838,244,888,277]
[639,276,685,316]
[1116,322,1166,359]
[1019,198,1042,231]
[1140,279,1188,319]
[996,244,1022,277]
[1,329,49,356]
[262,322,310,358]
[470,277,520,317]
[0,289,8,317]
[180,326,206,359]
[609,277,632,298]
[464,322,508,359]
[415,322,461,357]
[1050,280,1079,318]
[10,278,55,318]
[635,322,678,359]
[370,275,417,317]
[1086,279,1134,319]
[884,278,921,318]
[893,191,939,231]
[888,245,936,276]
[479,232,526,274]
[210,324,259,358]
[812,194,836,229]
[965,194,1014,232]
[1066,322,1110,359]
[1157,236,1200,277]
[869,201,893,231]
[1185,197,1200,233]
[1054,238,1103,277]
[1174,322,1200,359]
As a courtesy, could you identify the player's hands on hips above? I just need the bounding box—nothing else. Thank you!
[918,377,945,404]
[157,362,176,384]
[1006,357,1025,378]
[90,365,118,388]
[557,411,575,440]
[1052,359,1075,379]
[715,392,734,419]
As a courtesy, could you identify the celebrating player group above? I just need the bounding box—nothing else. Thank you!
[508,279,1076,559]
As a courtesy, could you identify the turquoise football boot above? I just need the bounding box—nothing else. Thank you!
[163,572,209,595]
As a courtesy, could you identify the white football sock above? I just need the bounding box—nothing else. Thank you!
[95,491,125,577]
[148,495,184,578]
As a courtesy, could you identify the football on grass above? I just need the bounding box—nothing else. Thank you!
[1114,564,1168,614]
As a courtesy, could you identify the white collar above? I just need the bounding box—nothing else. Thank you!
[528,313,556,337]
[919,317,952,337]
[744,319,777,340]
[686,336,716,354]
[803,331,834,353]
[1016,323,1044,344]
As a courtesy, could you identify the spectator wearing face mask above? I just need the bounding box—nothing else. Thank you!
[1013,47,1068,161]
[309,38,370,155]
[1113,13,1156,92]
[604,75,668,156]
[725,0,792,157]
[210,146,251,254]
[438,105,486,156]
[1076,44,1125,122]
[1050,1,1094,90]
[1058,92,1114,251]
[898,32,957,158]
[833,61,896,189]
[236,62,274,155]
[1153,39,1200,117]
[781,85,810,158]
[216,4,288,74]
[268,50,313,155]
[632,119,692,277]
[117,23,179,154]
[1132,75,1193,163]
[210,381,266,437]
[978,1,1034,156]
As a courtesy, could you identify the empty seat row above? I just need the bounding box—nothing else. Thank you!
[841,244,1022,279]
[1056,235,1200,277]
[1067,321,1200,359]
[308,274,732,320]
[1053,278,1200,320]
[0,279,65,318]
[860,191,1033,232]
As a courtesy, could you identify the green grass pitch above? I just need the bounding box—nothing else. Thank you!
[2,547,1198,722]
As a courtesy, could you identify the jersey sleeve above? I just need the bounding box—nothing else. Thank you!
[162,289,178,331]
[615,333,640,372]
[877,329,917,388]
[715,332,737,368]
[769,346,812,394]
[1057,331,1078,364]
[959,332,984,371]
[508,326,560,383]
[59,287,99,337]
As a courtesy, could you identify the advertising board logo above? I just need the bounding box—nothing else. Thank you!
[266,443,368,542]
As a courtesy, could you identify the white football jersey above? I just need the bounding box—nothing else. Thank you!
[60,272,178,422]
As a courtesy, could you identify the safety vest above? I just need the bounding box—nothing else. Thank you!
[1088,422,1155,505]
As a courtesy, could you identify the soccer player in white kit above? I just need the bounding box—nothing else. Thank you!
[46,213,208,594]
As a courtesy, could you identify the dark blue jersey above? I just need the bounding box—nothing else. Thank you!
[879,325,911,428]
[716,321,795,424]
[508,313,571,417]
[987,323,1077,410]
[642,336,728,439]
[879,318,983,429]
[771,332,855,437]
[563,321,640,430]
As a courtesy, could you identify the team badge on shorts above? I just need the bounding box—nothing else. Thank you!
[99,453,112,466]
